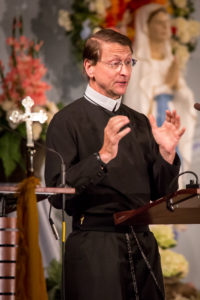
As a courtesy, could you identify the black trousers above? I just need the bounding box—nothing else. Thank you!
[64,229,165,300]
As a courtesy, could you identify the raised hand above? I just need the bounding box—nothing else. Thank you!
[99,115,131,164]
[149,110,185,164]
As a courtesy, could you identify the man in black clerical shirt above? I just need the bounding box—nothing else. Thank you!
[45,29,185,300]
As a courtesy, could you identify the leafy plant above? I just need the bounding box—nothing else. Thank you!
[0,17,60,179]
[46,259,62,300]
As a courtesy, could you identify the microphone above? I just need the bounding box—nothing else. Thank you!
[194,103,200,111]
[168,170,200,192]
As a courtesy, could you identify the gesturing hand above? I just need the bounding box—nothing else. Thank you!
[99,115,131,164]
[149,110,185,164]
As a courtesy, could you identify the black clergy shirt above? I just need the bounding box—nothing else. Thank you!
[45,86,180,217]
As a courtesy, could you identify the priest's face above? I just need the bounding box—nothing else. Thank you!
[84,42,133,100]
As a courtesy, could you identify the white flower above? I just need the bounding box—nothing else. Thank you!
[88,1,96,12]
[173,17,200,44]
[32,105,45,112]
[159,248,189,278]
[32,122,42,140]
[96,0,110,17]
[150,225,177,249]
[1,100,16,112]
[7,108,23,129]
[172,41,190,69]
[93,27,102,34]
[173,17,191,43]
[188,20,200,39]
[173,0,187,8]
[89,0,110,17]
[58,9,73,32]
[45,101,59,115]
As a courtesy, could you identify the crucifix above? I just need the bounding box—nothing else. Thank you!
[9,96,48,176]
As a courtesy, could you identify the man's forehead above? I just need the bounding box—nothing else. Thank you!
[101,42,132,57]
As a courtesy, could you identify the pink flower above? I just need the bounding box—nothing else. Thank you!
[19,36,29,49]
[1,22,52,108]
[35,41,44,52]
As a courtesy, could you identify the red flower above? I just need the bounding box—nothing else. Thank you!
[171,26,177,36]
[0,17,51,106]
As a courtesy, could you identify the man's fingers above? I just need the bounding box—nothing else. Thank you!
[174,115,180,128]
[178,127,186,137]
[165,110,172,122]
[148,114,157,129]
[116,126,131,141]
[166,110,181,128]
[107,115,130,135]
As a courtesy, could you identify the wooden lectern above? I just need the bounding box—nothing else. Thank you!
[0,184,75,297]
[114,188,200,226]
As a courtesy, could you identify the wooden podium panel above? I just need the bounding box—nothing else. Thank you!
[114,188,200,225]
[0,185,75,198]
[0,185,76,214]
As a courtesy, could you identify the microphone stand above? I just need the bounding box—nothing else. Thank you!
[47,147,67,300]
[26,146,36,177]
[60,162,66,300]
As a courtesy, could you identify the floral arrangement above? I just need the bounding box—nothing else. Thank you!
[0,17,60,179]
[150,224,177,249]
[170,0,200,68]
[159,248,189,278]
[150,225,189,278]
[150,225,200,300]
[58,0,200,68]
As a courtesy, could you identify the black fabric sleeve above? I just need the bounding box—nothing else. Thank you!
[45,114,107,195]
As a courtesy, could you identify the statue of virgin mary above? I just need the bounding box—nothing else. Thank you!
[123,3,197,173]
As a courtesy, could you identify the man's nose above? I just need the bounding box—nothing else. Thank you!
[120,63,131,75]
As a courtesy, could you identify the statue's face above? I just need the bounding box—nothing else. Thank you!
[148,11,171,43]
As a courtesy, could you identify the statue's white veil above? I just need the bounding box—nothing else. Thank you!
[133,3,172,61]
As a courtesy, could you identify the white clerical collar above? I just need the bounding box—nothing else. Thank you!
[84,84,121,112]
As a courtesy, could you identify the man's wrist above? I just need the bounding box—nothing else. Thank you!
[94,152,107,170]
[98,151,112,164]
[159,147,176,165]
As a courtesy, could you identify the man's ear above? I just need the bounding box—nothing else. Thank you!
[84,59,95,79]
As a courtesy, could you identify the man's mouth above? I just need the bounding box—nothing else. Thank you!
[116,81,128,86]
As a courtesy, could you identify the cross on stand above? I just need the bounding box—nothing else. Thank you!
[9,96,48,176]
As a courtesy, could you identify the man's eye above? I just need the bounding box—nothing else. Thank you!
[111,61,121,67]
[125,60,132,66]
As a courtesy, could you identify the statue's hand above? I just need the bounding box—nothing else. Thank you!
[165,58,180,90]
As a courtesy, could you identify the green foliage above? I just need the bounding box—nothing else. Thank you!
[67,0,100,62]
[170,0,194,18]
[0,108,26,178]
[151,225,177,249]
[0,131,25,178]
[46,259,62,300]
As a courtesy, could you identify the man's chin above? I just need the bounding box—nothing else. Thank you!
[115,87,127,96]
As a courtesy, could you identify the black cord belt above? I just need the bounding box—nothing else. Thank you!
[72,214,149,233]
